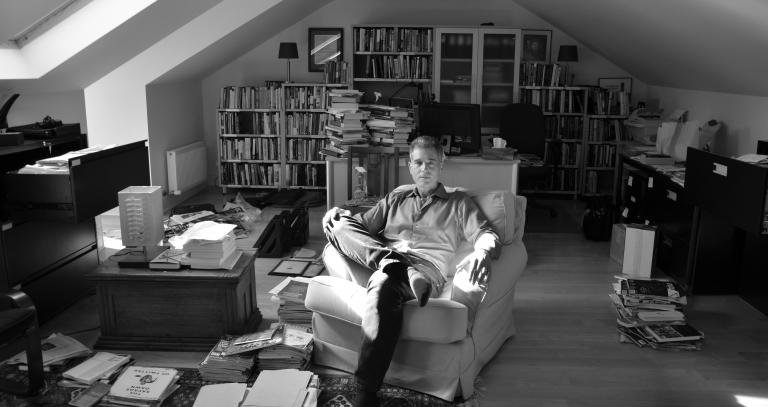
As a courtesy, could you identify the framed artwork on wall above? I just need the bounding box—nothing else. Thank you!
[308,27,343,72]
[522,29,552,64]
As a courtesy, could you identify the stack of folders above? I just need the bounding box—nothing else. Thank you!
[172,221,242,269]
[101,366,180,407]
[61,352,132,387]
[198,336,257,383]
[241,369,318,407]
[270,277,313,325]
[256,323,314,371]
[610,276,704,350]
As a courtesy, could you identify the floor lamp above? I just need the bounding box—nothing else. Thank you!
[279,42,298,83]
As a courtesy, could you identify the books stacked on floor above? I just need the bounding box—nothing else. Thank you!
[198,336,258,383]
[256,323,314,371]
[170,221,242,269]
[324,89,369,150]
[241,369,318,407]
[270,276,313,325]
[4,332,91,371]
[610,276,704,350]
[360,104,414,148]
[60,352,133,387]
[102,366,180,407]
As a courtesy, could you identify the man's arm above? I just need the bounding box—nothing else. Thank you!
[457,196,501,285]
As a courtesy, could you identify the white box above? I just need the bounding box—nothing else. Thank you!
[609,223,627,265]
[622,224,657,278]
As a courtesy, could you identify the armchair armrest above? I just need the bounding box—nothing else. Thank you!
[1,290,36,311]
[482,240,527,307]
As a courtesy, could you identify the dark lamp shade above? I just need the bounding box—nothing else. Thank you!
[557,45,579,62]
[278,42,299,59]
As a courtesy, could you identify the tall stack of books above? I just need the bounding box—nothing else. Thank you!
[269,277,313,326]
[360,104,414,147]
[102,366,180,407]
[610,276,704,350]
[171,221,242,269]
[198,336,257,383]
[256,323,314,371]
[323,89,369,151]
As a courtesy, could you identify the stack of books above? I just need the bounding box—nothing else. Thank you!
[360,104,414,147]
[170,221,242,269]
[256,323,314,371]
[102,366,180,407]
[269,277,313,326]
[198,336,257,383]
[61,352,133,387]
[4,332,91,371]
[323,89,369,150]
[610,276,704,350]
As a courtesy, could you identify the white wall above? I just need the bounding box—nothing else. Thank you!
[646,85,768,157]
[146,80,206,209]
[201,0,637,185]
[2,90,87,133]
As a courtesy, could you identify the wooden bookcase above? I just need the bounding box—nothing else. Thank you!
[216,82,348,192]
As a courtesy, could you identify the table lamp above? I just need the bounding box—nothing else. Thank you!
[557,45,578,86]
[278,42,299,83]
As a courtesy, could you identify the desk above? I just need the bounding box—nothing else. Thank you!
[326,155,519,209]
[87,251,262,351]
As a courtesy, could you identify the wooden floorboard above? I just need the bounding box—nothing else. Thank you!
[35,198,768,406]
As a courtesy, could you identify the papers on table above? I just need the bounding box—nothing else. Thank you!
[4,332,90,367]
[242,369,315,407]
[193,383,248,407]
[62,352,132,385]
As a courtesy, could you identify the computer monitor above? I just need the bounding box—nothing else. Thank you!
[418,103,481,155]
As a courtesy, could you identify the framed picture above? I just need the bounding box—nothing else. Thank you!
[598,77,633,95]
[308,27,343,72]
[522,29,552,63]
[268,259,309,276]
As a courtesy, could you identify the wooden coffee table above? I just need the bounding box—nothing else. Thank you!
[87,251,262,351]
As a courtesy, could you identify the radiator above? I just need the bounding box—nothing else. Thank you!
[167,141,207,195]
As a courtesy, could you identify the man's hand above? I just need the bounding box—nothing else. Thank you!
[456,249,491,286]
[323,207,351,228]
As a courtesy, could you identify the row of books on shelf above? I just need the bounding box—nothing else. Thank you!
[590,87,630,116]
[286,138,326,161]
[521,87,585,114]
[610,275,704,351]
[519,62,571,87]
[219,85,282,109]
[586,144,617,167]
[221,162,281,187]
[544,116,584,140]
[285,111,328,135]
[323,60,349,84]
[544,141,581,166]
[218,111,280,135]
[583,170,609,194]
[285,163,326,187]
[353,27,433,52]
[284,85,336,110]
[353,54,432,80]
[220,137,279,161]
[588,118,627,141]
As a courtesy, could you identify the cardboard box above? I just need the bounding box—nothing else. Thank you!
[622,224,657,278]
[609,223,627,265]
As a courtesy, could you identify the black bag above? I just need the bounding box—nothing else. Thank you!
[582,196,613,241]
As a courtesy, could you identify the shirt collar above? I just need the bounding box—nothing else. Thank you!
[408,183,449,199]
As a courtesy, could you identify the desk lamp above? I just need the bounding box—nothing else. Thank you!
[112,186,165,267]
[278,42,299,83]
[557,45,578,86]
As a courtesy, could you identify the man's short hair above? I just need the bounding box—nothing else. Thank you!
[409,135,445,161]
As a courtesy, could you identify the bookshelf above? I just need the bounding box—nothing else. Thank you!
[216,83,348,192]
[519,67,629,197]
[351,25,434,103]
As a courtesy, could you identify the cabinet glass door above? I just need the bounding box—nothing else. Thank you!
[478,29,521,133]
[434,29,478,104]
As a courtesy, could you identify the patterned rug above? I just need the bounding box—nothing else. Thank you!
[318,376,479,407]
[0,362,478,406]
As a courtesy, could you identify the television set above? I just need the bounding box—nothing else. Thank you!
[418,103,481,155]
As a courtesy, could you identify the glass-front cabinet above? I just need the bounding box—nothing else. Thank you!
[434,27,521,135]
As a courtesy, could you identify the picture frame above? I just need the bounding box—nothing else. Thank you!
[268,259,309,276]
[522,29,552,64]
[598,77,633,95]
[308,27,343,72]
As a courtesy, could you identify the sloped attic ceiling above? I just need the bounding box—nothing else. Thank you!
[513,0,768,97]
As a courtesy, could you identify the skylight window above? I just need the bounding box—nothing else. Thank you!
[1,0,91,49]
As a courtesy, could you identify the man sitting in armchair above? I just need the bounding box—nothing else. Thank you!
[322,135,501,406]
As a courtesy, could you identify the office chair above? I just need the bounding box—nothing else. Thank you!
[499,103,558,218]
[0,290,44,396]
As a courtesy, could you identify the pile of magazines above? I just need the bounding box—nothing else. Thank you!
[198,336,260,382]
[256,323,314,371]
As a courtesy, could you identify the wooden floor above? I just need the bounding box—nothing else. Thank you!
[36,199,768,406]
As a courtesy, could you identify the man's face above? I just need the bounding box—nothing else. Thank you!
[409,145,442,194]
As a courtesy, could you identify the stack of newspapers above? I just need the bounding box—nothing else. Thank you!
[610,276,704,350]
[256,323,314,371]
[198,336,257,383]
[270,277,312,325]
